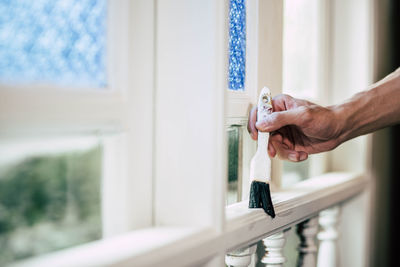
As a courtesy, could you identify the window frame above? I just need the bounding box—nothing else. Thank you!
[0,0,155,241]
[226,0,260,204]
[3,0,374,265]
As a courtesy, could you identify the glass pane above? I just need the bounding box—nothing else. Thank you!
[0,0,107,88]
[0,137,102,265]
[228,0,246,91]
[282,0,321,187]
[226,126,242,205]
[282,0,319,98]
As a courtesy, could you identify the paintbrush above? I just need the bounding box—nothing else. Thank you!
[248,86,275,218]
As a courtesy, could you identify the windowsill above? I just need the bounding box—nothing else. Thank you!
[224,172,367,251]
[12,172,367,267]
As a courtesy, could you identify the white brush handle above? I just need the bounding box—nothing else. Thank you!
[249,87,272,183]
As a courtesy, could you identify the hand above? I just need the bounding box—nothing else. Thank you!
[247,94,343,162]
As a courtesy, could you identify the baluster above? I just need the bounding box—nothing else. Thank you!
[261,228,290,267]
[317,207,340,267]
[225,244,257,267]
[296,217,319,267]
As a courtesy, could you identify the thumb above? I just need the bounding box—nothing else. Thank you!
[255,110,299,132]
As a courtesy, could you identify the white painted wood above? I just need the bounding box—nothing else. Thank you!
[225,244,257,267]
[12,172,366,267]
[101,134,129,237]
[11,227,217,267]
[225,173,365,251]
[317,207,340,267]
[116,0,155,230]
[261,229,290,266]
[296,217,319,267]
[154,0,227,228]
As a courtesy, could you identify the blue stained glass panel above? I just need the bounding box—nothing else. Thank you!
[229,0,246,91]
[0,0,107,88]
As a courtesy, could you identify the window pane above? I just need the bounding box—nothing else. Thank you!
[0,137,102,264]
[226,126,242,205]
[0,0,107,88]
[282,0,319,98]
[228,0,246,91]
[282,0,321,187]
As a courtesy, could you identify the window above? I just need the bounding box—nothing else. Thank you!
[226,0,247,205]
[0,0,107,88]
[281,0,329,188]
[0,137,102,265]
[0,0,373,265]
[0,0,150,264]
[228,0,246,91]
[0,1,108,262]
[226,0,257,205]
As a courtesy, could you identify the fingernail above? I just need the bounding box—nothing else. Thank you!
[288,153,298,161]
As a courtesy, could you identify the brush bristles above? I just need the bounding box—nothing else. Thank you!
[249,181,275,218]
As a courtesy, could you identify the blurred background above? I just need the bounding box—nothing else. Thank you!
[370,0,400,266]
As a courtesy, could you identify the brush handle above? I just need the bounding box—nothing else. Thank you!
[249,87,273,183]
[257,87,273,154]
[257,132,269,153]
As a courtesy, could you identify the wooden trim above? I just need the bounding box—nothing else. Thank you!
[13,172,367,267]
[225,172,366,251]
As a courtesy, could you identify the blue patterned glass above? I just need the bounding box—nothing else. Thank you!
[229,0,246,91]
[0,0,107,88]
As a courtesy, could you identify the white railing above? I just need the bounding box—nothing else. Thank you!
[12,172,367,267]
[224,172,366,267]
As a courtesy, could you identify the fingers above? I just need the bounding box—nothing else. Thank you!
[248,93,310,163]
[255,109,300,132]
[268,141,276,158]
[270,134,308,162]
[247,106,258,140]
[248,94,300,138]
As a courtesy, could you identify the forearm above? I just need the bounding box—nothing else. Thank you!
[334,67,400,143]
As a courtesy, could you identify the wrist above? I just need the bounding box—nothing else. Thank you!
[330,88,377,145]
[329,103,353,146]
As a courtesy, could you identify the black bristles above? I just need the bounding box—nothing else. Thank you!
[249,181,275,218]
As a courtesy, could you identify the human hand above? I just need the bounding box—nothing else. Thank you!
[247,94,343,162]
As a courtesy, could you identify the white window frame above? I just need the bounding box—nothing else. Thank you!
[0,0,155,238]
[226,0,259,204]
[226,0,258,120]
[6,0,374,266]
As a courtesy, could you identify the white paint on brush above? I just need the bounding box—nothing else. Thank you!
[249,86,272,183]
